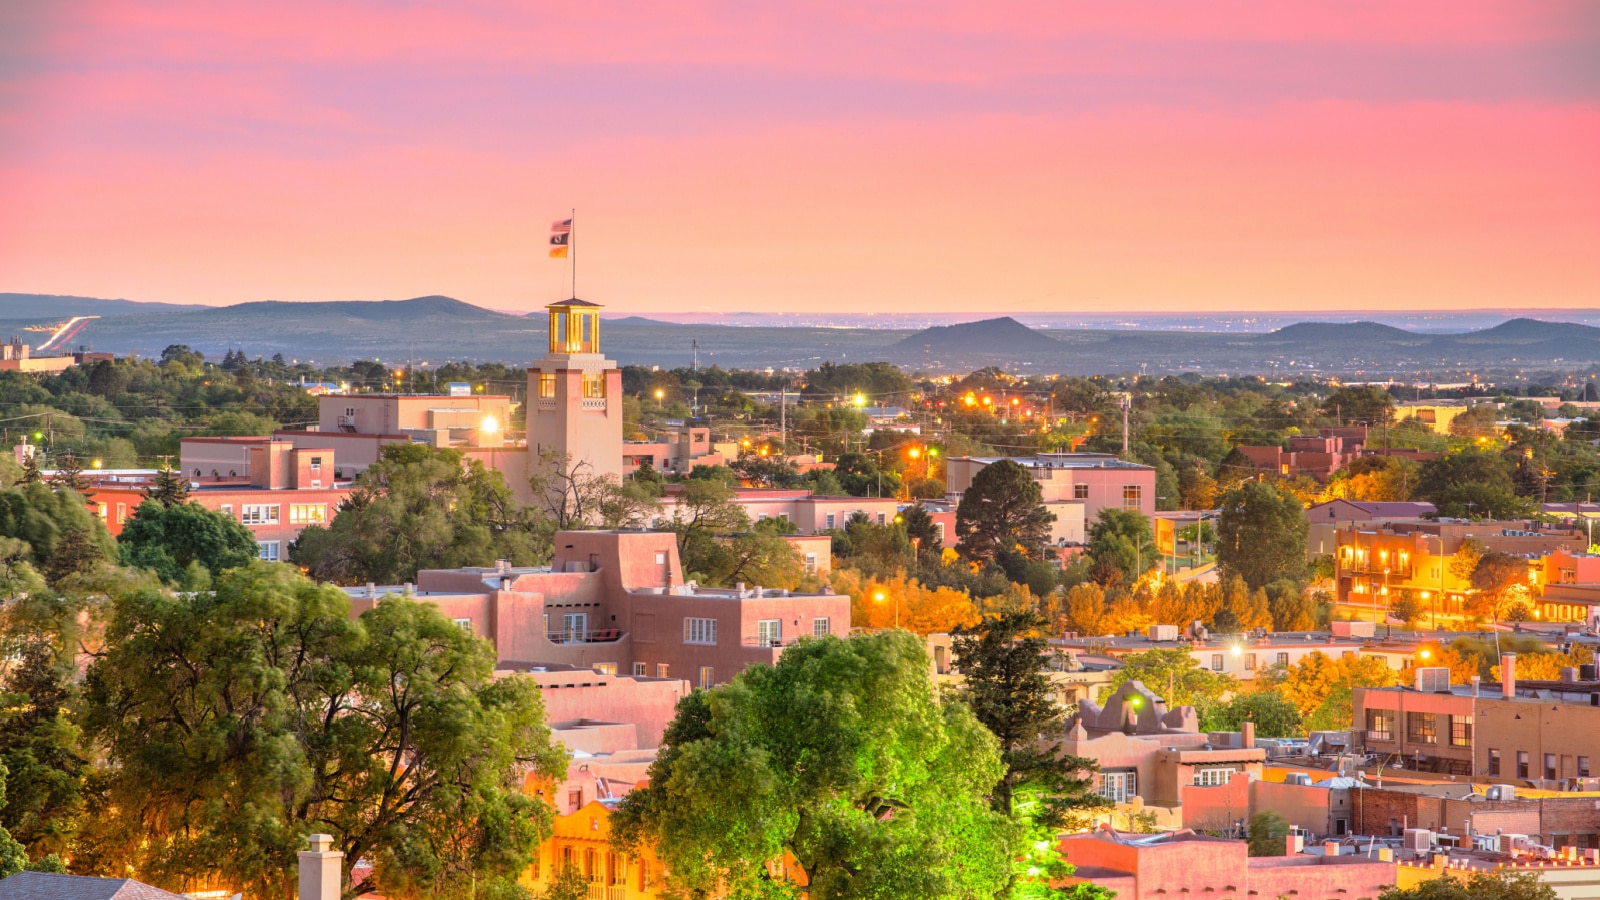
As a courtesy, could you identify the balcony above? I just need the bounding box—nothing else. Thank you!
[585,885,626,900]
[743,636,805,648]
[545,629,625,644]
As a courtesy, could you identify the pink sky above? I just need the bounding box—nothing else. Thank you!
[2,1,1598,314]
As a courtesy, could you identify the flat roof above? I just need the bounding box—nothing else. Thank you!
[956,453,1154,471]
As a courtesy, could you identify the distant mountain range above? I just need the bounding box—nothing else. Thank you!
[1,294,1596,376]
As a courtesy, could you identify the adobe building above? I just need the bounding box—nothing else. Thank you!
[345,529,851,689]
[85,441,353,562]
[1354,654,1600,788]
[1058,828,1397,900]
[1333,520,1586,612]
[652,486,903,537]
[524,299,623,485]
[1305,500,1438,557]
[0,336,76,373]
[944,453,1155,537]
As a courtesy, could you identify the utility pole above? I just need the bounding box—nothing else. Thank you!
[1121,395,1130,455]
[780,381,787,454]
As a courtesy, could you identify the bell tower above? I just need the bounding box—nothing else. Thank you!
[526,299,623,483]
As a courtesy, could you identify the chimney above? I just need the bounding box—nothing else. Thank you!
[403,582,415,597]
[1471,676,1480,698]
[1242,721,1256,749]
[298,833,342,900]
[365,582,376,598]
[1323,840,1341,857]
[1287,833,1305,855]
[1502,653,1517,698]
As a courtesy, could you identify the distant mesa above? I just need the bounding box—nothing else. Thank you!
[1263,321,1417,342]
[1464,317,1600,343]
[606,315,675,326]
[0,293,207,319]
[890,316,1064,354]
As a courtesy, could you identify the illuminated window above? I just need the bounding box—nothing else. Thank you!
[1365,709,1394,742]
[582,373,606,399]
[593,662,617,675]
[1405,712,1437,744]
[539,373,557,398]
[1122,485,1142,509]
[684,617,717,645]
[699,666,715,689]
[1450,715,1472,748]
[241,504,279,525]
[289,503,327,525]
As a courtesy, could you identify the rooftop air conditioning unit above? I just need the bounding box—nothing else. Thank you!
[1414,667,1451,693]
[1486,785,1516,801]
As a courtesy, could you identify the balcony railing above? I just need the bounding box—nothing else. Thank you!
[743,636,805,648]
[584,885,626,900]
[545,629,624,644]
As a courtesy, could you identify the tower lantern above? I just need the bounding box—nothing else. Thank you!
[547,299,602,354]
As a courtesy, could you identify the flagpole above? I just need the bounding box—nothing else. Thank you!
[570,207,577,299]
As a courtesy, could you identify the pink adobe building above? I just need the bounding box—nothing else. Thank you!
[345,530,851,690]
[653,487,904,537]
[85,440,353,562]
[1059,829,1397,900]
[944,453,1154,535]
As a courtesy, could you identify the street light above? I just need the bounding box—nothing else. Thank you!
[874,589,899,630]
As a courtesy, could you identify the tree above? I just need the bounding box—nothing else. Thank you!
[1216,481,1307,590]
[956,460,1055,562]
[78,563,566,899]
[528,448,624,529]
[1103,648,1231,717]
[1265,579,1316,632]
[42,527,105,587]
[0,590,88,857]
[17,455,41,487]
[294,443,546,584]
[664,478,751,581]
[901,503,943,556]
[1377,869,1556,900]
[118,500,259,585]
[1205,689,1302,738]
[48,454,87,494]
[0,483,116,572]
[1416,450,1530,520]
[142,465,191,507]
[952,611,1110,828]
[1448,405,1500,439]
[1468,551,1529,621]
[613,631,1015,900]
[1273,651,1400,725]
[1247,811,1290,857]
[1321,385,1394,426]
[1085,508,1156,587]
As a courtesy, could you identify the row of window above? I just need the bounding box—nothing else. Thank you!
[230,503,327,526]
[1067,484,1144,510]
[1363,710,1473,748]
[535,373,608,399]
[1210,651,1293,671]
[1488,750,1591,780]
[684,616,832,646]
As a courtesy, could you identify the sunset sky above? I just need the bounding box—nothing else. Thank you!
[2,1,1598,315]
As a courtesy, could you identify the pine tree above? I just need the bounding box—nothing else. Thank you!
[49,454,87,494]
[144,465,191,507]
[43,528,103,586]
[18,453,42,486]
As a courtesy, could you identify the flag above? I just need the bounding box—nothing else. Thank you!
[551,218,572,233]
[549,246,568,258]
[550,232,569,246]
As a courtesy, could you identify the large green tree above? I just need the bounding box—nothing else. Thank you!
[613,631,1016,900]
[1103,648,1231,717]
[77,563,565,899]
[293,443,547,584]
[1416,449,1532,520]
[117,499,259,585]
[952,611,1109,828]
[0,484,116,574]
[1216,480,1307,590]
[956,460,1055,562]
[1321,386,1394,427]
[1085,508,1156,587]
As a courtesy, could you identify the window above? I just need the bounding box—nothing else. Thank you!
[539,373,557,398]
[1518,751,1530,779]
[1245,653,1257,671]
[1073,484,1089,499]
[935,522,946,541]
[632,662,647,677]
[309,456,322,469]
[1194,767,1237,787]
[452,617,473,634]
[116,503,127,524]
[1489,749,1501,776]
[813,617,831,637]
[1365,709,1395,742]
[1580,756,1591,778]
[805,552,818,574]
[876,513,886,525]
[582,373,606,399]
[95,503,107,520]
[684,617,718,645]
[220,504,233,517]
[1122,484,1142,510]
[1405,712,1436,744]
[698,666,715,689]
[656,664,670,678]
[825,513,836,529]
[757,619,783,647]
[1449,715,1473,748]
[1211,653,1224,671]
[655,552,666,565]
[1276,652,1290,666]
[257,541,280,561]
[241,504,280,525]
[593,662,617,676]
[1099,770,1137,803]
[1546,754,1558,781]
[561,613,587,642]
[289,503,327,525]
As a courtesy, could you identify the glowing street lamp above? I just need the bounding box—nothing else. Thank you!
[480,415,500,434]
[874,590,899,630]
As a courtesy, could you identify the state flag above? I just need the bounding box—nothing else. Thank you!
[549,247,568,258]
